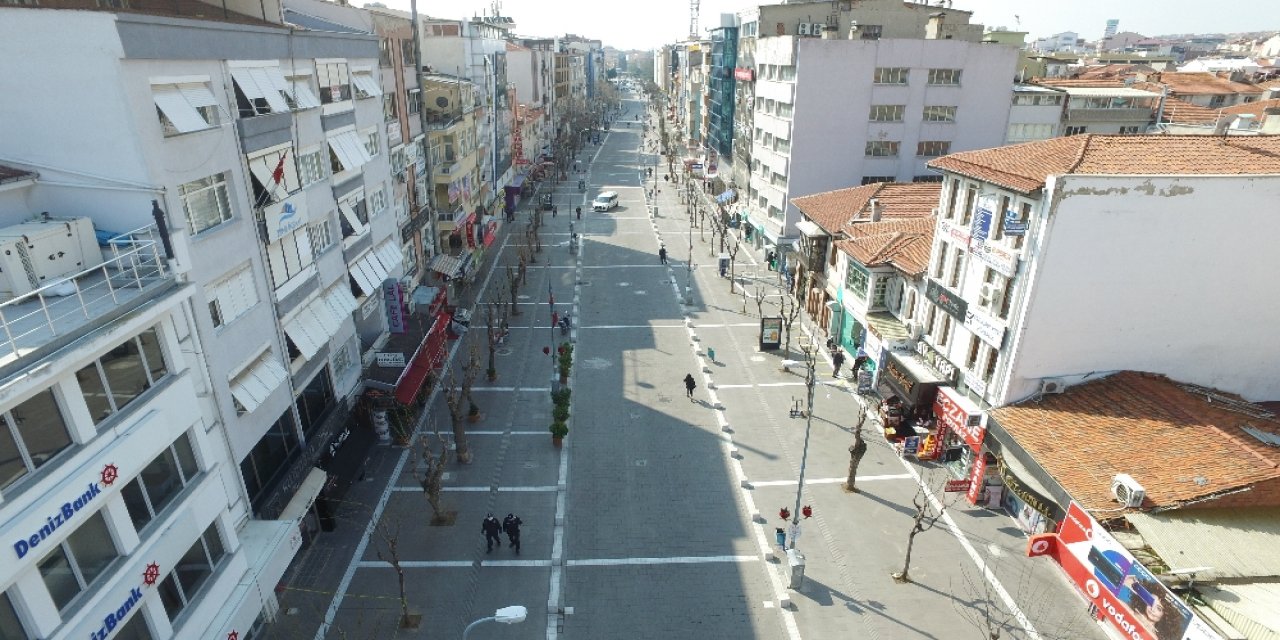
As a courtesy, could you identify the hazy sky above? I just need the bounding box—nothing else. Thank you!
[369,0,1275,51]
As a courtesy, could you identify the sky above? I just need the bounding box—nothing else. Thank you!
[369,0,1275,51]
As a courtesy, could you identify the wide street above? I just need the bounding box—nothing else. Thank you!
[271,92,1107,640]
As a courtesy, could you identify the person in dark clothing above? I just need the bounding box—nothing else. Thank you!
[576,206,582,220]
[482,514,502,553]
[552,205,558,218]
[502,514,523,553]
[832,351,846,378]
[765,250,776,271]
[684,373,697,399]
[659,246,668,264]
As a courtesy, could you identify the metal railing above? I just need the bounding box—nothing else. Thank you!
[0,224,169,364]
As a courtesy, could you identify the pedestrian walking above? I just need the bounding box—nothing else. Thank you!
[766,250,777,272]
[659,246,668,264]
[576,206,582,220]
[482,513,502,553]
[832,351,846,378]
[683,373,697,400]
[552,205,558,218]
[502,514,523,553]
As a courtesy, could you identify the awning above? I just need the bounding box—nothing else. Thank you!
[337,201,368,236]
[506,173,528,190]
[716,189,736,204]
[430,253,465,279]
[351,72,382,97]
[282,286,351,359]
[228,350,288,414]
[348,250,390,296]
[323,283,359,319]
[998,453,1066,523]
[327,130,372,173]
[374,241,403,275]
[795,219,825,237]
[1200,583,1280,640]
[231,67,290,113]
[287,79,321,109]
[152,84,212,133]
[278,467,327,521]
[394,314,448,404]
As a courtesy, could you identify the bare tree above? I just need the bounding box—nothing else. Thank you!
[726,229,742,294]
[373,515,421,629]
[842,409,870,493]
[780,293,803,358]
[462,344,482,422]
[950,544,1094,640]
[506,266,522,316]
[525,226,538,264]
[485,293,510,381]
[517,247,529,285]
[409,431,454,526]
[893,473,955,583]
[442,368,474,464]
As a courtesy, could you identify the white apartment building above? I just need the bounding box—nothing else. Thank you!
[1005,84,1065,144]
[0,3,400,637]
[923,135,1280,409]
[746,29,1017,255]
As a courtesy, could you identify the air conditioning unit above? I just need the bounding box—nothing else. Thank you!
[1111,474,1146,508]
[1040,378,1066,395]
[797,22,811,36]
[906,321,923,341]
[980,283,1003,306]
[814,23,827,36]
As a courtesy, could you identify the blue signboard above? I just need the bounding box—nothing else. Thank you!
[1003,208,1027,236]
[971,196,996,244]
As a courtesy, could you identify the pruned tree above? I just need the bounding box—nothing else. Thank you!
[485,293,509,381]
[506,266,522,316]
[780,292,803,357]
[462,343,482,422]
[517,247,529,285]
[409,430,454,526]
[951,544,1094,640]
[842,409,870,493]
[373,514,420,629]
[442,367,474,464]
[525,226,538,264]
[726,229,742,294]
[893,472,956,583]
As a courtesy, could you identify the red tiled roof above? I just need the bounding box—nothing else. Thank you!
[791,182,939,235]
[1220,98,1280,119]
[1160,97,1221,124]
[1140,71,1264,95]
[991,371,1280,511]
[835,217,937,276]
[928,134,1280,193]
[1032,78,1129,89]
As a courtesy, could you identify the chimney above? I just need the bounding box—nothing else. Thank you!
[925,12,945,40]
[1262,108,1280,134]
[869,198,882,222]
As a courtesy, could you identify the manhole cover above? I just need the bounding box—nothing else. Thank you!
[496,348,514,356]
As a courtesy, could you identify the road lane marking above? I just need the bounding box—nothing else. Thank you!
[750,475,910,487]
[566,555,760,567]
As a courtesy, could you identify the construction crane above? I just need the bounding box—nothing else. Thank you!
[689,0,699,39]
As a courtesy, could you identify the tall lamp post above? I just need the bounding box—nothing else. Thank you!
[462,605,527,639]
[790,342,817,550]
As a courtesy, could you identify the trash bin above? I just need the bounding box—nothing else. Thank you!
[786,548,806,590]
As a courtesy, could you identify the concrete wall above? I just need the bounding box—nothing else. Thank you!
[1007,174,1280,403]
[758,0,981,42]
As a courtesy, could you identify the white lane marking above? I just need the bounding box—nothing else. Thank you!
[581,264,669,269]
[449,430,551,436]
[357,560,473,568]
[468,386,551,392]
[715,382,807,389]
[578,324,686,330]
[566,555,761,567]
[750,474,911,487]
[385,485,560,493]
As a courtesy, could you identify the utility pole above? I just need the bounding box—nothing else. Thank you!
[790,341,817,550]
[410,0,436,257]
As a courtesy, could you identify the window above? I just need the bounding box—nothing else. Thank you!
[240,412,301,510]
[962,186,976,225]
[1064,125,1087,136]
[873,67,908,84]
[285,75,322,110]
[1013,203,1030,250]
[309,218,335,254]
[0,388,72,491]
[180,172,233,234]
[121,432,199,532]
[38,511,119,611]
[407,88,421,115]
[965,334,981,369]
[869,105,904,122]
[936,314,953,347]
[865,141,899,157]
[316,61,351,104]
[266,227,315,289]
[860,24,883,40]
[401,39,415,66]
[949,249,965,288]
[774,137,791,153]
[913,175,943,183]
[871,276,889,307]
[927,69,962,85]
[903,289,917,320]
[352,71,382,99]
[778,65,796,81]
[1006,123,1054,142]
[861,176,894,185]
[923,105,956,122]
[932,243,948,278]
[777,102,793,118]
[338,192,369,238]
[383,94,398,122]
[1119,125,1141,134]
[297,149,328,186]
[76,329,168,425]
[364,130,381,157]
[328,130,373,174]
[369,186,388,216]
[152,83,218,136]
[945,178,960,219]
[845,259,869,299]
[296,366,335,440]
[1209,95,1226,107]
[332,339,356,380]
[0,592,26,639]
[207,264,258,329]
[982,346,1000,382]
[158,524,225,623]
[230,66,291,117]
[916,141,951,157]
[246,146,300,207]
[379,39,393,66]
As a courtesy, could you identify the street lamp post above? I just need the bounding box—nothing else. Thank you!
[790,345,817,551]
[462,605,528,639]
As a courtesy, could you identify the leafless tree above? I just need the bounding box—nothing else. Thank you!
[950,540,1095,640]
[373,514,420,629]
[517,247,529,285]
[842,409,870,493]
[726,229,742,294]
[525,226,538,264]
[485,293,510,381]
[506,266,521,316]
[441,356,478,463]
[780,292,803,358]
[893,472,956,583]
[409,430,454,526]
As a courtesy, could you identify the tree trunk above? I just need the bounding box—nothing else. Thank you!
[450,413,471,464]
[844,434,868,492]
[896,526,921,583]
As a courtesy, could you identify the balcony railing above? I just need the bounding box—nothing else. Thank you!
[0,224,170,367]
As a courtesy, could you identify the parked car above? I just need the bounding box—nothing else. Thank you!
[592,191,619,212]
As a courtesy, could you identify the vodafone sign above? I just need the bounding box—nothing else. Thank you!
[934,387,984,451]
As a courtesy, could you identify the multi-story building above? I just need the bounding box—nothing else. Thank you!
[422,74,485,292]
[708,20,739,183]
[922,134,1280,410]
[0,0,400,635]
[1005,84,1065,144]
[1056,86,1161,135]
[1032,31,1082,54]
[741,6,1017,259]
[728,17,759,194]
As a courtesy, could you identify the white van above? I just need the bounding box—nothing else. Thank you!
[592,191,619,211]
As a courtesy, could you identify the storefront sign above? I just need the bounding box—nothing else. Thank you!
[970,239,1018,278]
[383,280,406,334]
[935,387,983,452]
[915,340,958,382]
[883,356,916,396]
[938,218,971,245]
[465,219,476,249]
[944,479,971,493]
[965,370,988,398]
[734,67,755,81]
[963,308,1005,349]
[926,280,967,321]
[1003,208,1027,236]
[12,464,115,560]
[760,317,782,350]
[89,582,146,640]
[966,452,987,505]
[264,194,309,243]
[998,458,1065,523]
[376,352,406,368]
[971,195,997,244]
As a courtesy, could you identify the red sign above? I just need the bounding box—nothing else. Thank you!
[734,67,755,81]
[944,479,971,493]
[465,220,476,248]
[935,386,983,452]
[966,453,987,505]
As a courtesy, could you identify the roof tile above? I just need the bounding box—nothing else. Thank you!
[791,183,939,235]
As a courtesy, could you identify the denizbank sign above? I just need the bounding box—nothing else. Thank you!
[7,463,120,562]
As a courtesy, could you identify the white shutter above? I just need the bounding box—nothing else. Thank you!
[327,136,356,172]
[249,67,290,113]
[353,72,382,97]
[326,283,359,316]
[283,308,325,360]
[229,349,287,413]
[347,257,378,295]
[361,250,390,284]
[153,86,209,133]
[375,241,403,273]
[328,130,372,172]
[177,83,217,108]
[289,79,321,109]
[231,68,267,99]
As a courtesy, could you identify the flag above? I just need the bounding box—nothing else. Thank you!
[271,150,288,185]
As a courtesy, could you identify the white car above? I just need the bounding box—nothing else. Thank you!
[592,191,619,211]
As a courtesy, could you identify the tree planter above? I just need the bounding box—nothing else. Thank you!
[468,412,483,423]
[552,436,564,448]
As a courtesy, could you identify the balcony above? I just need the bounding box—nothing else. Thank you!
[0,224,172,370]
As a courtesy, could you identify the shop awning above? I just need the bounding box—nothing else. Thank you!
[506,173,528,190]
[716,189,736,204]
[394,314,448,404]
[374,241,403,275]
[228,350,289,414]
[282,286,351,360]
[795,219,825,237]
[430,253,465,279]
[865,312,911,345]
[278,467,327,521]
[351,72,382,97]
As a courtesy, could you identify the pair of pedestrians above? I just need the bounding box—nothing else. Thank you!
[481,513,523,553]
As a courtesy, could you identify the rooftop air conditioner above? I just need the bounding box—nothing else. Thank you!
[813,23,827,36]
[1040,378,1066,395]
[797,22,811,36]
[1111,474,1146,508]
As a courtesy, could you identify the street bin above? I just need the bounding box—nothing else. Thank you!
[786,548,806,590]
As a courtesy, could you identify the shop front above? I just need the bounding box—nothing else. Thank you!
[877,350,951,445]
[929,386,998,506]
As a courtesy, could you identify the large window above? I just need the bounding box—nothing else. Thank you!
[76,328,168,425]
[916,141,951,157]
[296,366,335,440]
[865,141,900,157]
[180,172,233,235]
[923,105,957,122]
[297,148,328,186]
[246,146,300,207]
[873,67,909,84]
[0,388,72,491]
[158,523,225,623]
[927,69,962,85]
[316,61,351,104]
[120,432,200,533]
[240,412,301,509]
[152,82,219,136]
[38,511,119,611]
[845,259,869,299]
[869,105,904,122]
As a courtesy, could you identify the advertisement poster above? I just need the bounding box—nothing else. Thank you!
[966,452,987,505]
[971,195,998,244]
[382,280,406,334]
[759,317,782,350]
[1003,207,1027,236]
